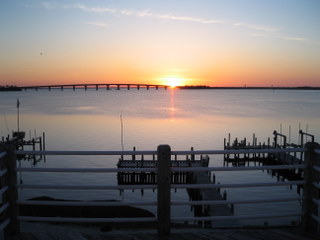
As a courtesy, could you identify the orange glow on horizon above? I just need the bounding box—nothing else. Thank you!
[159,75,190,88]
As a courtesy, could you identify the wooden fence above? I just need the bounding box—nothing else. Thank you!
[0,143,319,238]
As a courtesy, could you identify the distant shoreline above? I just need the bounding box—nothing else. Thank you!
[0,86,22,91]
[1,85,320,91]
[177,86,320,90]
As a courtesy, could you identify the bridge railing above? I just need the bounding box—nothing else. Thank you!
[0,143,319,237]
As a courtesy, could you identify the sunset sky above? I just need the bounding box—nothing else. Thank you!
[1,0,320,87]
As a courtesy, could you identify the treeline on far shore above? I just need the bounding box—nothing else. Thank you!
[0,85,22,91]
[176,85,320,90]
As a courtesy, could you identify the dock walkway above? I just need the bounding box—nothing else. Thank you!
[7,222,317,240]
[193,172,236,227]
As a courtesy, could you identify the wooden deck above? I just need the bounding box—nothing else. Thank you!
[7,222,317,240]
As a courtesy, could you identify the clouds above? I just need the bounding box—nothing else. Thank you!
[33,2,317,44]
[86,21,108,28]
[233,22,277,33]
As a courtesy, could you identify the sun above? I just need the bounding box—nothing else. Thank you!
[162,76,186,88]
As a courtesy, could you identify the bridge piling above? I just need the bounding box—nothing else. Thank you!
[21,84,170,91]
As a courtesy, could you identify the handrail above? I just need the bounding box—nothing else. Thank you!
[314,166,320,172]
[0,186,9,195]
[312,215,320,224]
[172,196,304,206]
[17,180,304,191]
[0,203,10,214]
[0,169,8,177]
[17,196,303,207]
[15,150,156,155]
[1,144,318,236]
[16,164,305,173]
[0,219,10,232]
[15,147,306,156]
[16,167,157,173]
[17,200,157,206]
[16,184,157,190]
[172,181,305,189]
[0,151,7,158]
[313,182,320,189]
[18,216,156,223]
[172,147,306,155]
[172,165,305,172]
[312,198,320,205]
[172,213,303,222]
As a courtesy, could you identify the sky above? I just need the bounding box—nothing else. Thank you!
[1,0,320,87]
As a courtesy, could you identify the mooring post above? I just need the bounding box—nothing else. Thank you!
[302,141,320,234]
[157,144,171,236]
[191,147,195,161]
[132,146,136,161]
[0,144,19,237]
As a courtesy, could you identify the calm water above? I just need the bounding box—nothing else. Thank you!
[1,89,320,226]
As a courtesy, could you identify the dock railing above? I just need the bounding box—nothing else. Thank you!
[0,143,319,238]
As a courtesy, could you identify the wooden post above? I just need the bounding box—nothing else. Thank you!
[157,145,171,236]
[191,147,195,161]
[132,146,136,161]
[1,144,19,237]
[273,131,278,147]
[302,141,320,234]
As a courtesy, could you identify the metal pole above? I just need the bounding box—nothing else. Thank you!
[17,99,20,133]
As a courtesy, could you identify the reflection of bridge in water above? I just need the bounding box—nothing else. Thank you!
[21,83,169,91]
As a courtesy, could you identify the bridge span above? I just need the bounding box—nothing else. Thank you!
[21,83,169,91]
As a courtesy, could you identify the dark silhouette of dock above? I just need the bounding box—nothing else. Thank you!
[117,151,234,225]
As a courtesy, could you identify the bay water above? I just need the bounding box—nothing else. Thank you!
[1,89,319,226]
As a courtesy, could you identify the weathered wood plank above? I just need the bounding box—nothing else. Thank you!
[9,228,317,240]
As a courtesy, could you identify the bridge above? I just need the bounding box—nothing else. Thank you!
[20,83,169,91]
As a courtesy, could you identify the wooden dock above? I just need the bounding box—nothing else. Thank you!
[7,222,317,240]
[1,132,46,165]
[187,171,236,227]
[222,131,314,186]
[117,155,209,185]
[117,153,234,221]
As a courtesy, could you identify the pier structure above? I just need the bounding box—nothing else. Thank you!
[223,130,315,188]
[1,132,46,165]
[117,147,234,224]
[224,130,314,165]
[117,147,210,185]
[21,83,169,91]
